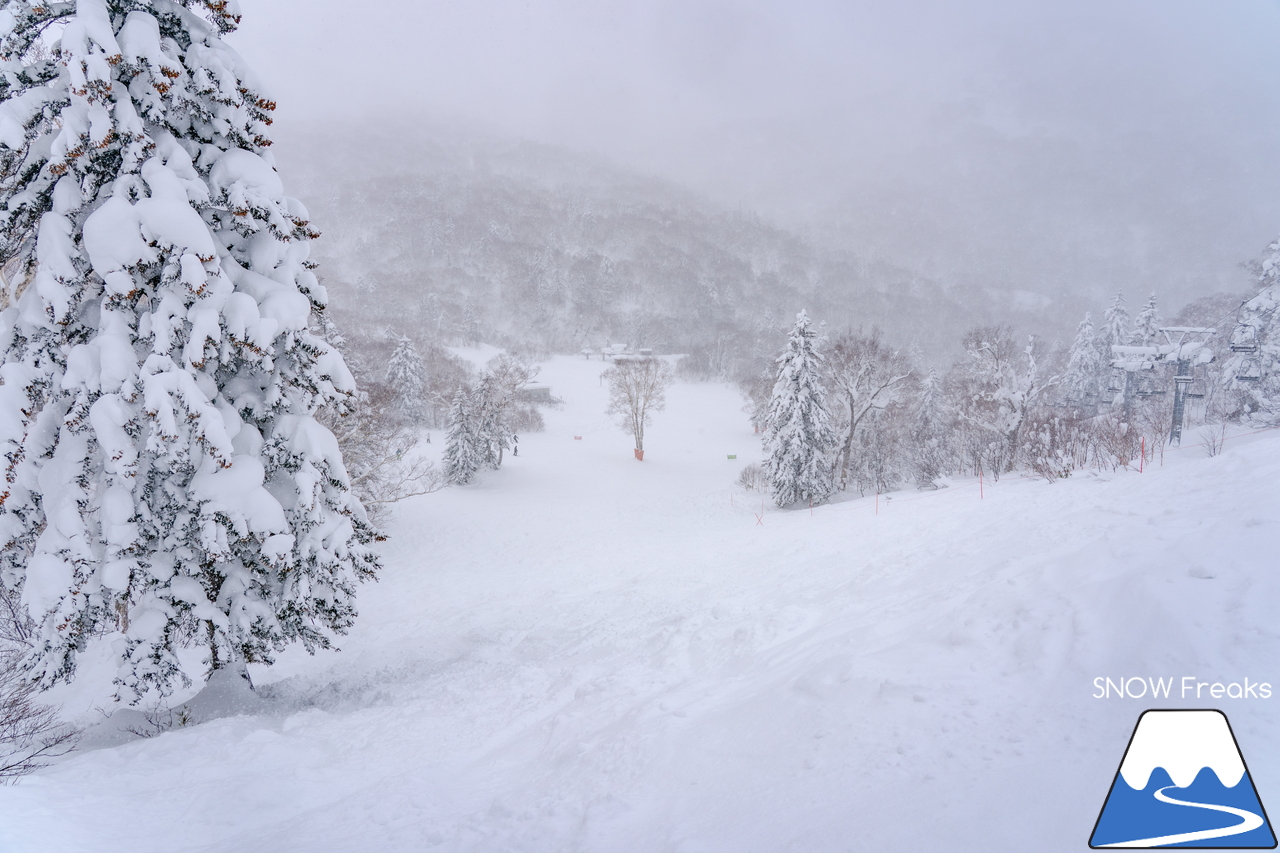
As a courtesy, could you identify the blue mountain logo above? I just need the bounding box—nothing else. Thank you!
[1091,709,1276,848]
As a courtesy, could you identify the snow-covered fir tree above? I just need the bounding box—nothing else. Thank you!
[1132,293,1160,347]
[470,375,508,469]
[385,335,426,424]
[1095,293,1132,410]
[0,1,379,700]
[1101,293,1131,350]
[443,388,480,484]
[1061,313,1105,406]
[469,354,536,468]
[763,311,835,507]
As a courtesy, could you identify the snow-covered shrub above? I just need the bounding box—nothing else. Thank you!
[1018,409,1142,477]
[1087,415,1139,471]
[317,380,442,522]
[737,463,767,492]
[1199,423,1228,458]
[0,657,77,781]
[0,1,379,700]
[1022,415,1074,482]
[0,592,75,781]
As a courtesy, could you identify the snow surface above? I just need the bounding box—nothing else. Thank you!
[2,355,1280,852]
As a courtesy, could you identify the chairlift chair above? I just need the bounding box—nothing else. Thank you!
[1134,374,1164,397]
[1235,356,1263,383]
[1230,324,1260,354]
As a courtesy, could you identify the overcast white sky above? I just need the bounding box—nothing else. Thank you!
[231,0,1280,309]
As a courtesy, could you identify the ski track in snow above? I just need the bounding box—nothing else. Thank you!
[1,355,1279,852]
[1101,785,1264,847]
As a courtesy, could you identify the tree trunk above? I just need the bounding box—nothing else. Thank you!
[1005,422,1023,473]
[837,394,857,491]
[208,621,221,671]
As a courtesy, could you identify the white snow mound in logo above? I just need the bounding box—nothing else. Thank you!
[1119,710,1246,790]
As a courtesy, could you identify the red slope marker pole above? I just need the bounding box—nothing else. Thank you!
[1140,437,1144,474]
[979,468,984,500]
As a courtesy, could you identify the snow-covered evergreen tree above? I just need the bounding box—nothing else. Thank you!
[1132,293,1160,347]
[1095,293,1133,411]
[1101,293,1131,350]
[470,375,507,469]
[385,335,425,424]
[763,311,835,507]
[1061,313,1104,405]
[469,353,536,468]
[0,1,379,700]
[443,388,480,484]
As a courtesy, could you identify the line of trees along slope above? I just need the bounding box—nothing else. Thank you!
[756,275,1272,507]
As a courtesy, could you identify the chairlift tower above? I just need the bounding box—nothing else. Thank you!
[1111,326,1215,445]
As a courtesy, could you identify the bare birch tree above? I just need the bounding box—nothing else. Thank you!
[604,358,675,458]
[826,329,913,492]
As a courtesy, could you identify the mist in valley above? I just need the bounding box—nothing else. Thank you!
[232,0,1280,365]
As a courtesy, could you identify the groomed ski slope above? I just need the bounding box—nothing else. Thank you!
[2,354,1279,853]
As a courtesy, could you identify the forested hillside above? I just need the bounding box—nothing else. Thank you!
[276,124,1058,372]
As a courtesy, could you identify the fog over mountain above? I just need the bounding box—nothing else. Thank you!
[233,0,1280,336]
[276,121,1068,368]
